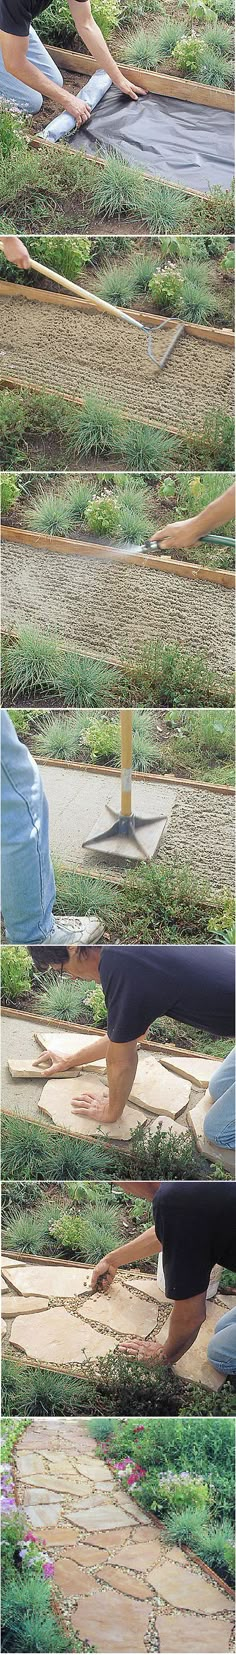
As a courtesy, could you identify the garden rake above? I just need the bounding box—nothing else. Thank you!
[21,255,180,371]
[82,708,167,862]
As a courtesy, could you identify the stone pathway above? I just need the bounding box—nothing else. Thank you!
[3,1012,211,1147]
[14,1419,234,1653]
[2,1256,235,1390]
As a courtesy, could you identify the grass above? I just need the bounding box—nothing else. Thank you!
[29,473,152,545]
[2,1182,126,1263]
[1,1099,227,1183]
[2,627,234,709]
[0,384,234,472]
[29,704,234,782]
[47,856,235,944]
[2,1350,235,1417]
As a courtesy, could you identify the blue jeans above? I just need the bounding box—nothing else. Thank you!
[0,26,63,113]
[1,711,56,942]
[204,1048,235,1150]
[208,1308,236,1375]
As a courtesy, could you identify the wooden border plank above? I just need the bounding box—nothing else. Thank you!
[16,751,234,797]
[47,47,235,111]
[0,281,234,347]
[2,524,235,590]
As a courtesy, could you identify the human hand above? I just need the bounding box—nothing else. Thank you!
[150,518,199,553]
[116,74,146,100]
[71,1088,111,1121]
[64,93,91,124]
[118,1337,165,1362]
[32,1049,74,1077]
[91,1257,116,1292]
[1,236,31,269]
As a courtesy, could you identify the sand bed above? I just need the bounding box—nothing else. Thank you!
[1,538,234,676]
[1,295,234,431]
[39,761,235,894]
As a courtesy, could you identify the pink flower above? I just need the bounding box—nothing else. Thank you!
[24,1531,37,1543]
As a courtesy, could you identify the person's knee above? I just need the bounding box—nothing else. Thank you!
[207,1335,225,1372]
[29,89,43,110]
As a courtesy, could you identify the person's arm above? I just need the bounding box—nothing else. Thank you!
[33,1034,108,1079]
[72,1037,139,1122]
[120,1292,207,1364]
[0,30,91,123]
[69,0,146,99]
[91,1225,161,1290]
[150,483,236,553]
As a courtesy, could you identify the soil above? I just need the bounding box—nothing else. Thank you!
[1,292,234,432]
[2,535,234,675]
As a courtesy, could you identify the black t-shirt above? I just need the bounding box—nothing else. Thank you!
[0,0,86,35]
[99,944,235,1043]
[153,1181,236,1298]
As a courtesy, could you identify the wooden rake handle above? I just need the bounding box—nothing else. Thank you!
[28,257,145,332]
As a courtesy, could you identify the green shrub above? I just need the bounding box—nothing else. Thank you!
[1,945,33,1004]
[38,0,119,39]
[221,249,235,274]
[173,36,203,72]
[87,984,107,1025]
[1,1570,78,1652]
[83,716,119,763]
[0,103,24,158]
[1,472,21,516]
[148,268,182,312]
[84,495,119,535]
[1,629,114,706]
[166,1506,235,1586]
[49,1195,122,1262]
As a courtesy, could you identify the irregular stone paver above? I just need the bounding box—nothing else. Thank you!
[1,1277,7,1290]
[1,1318,6,1333]
[157,1301,227,1389]
[81,1281,159,1337]
[38,1077,147,1140]
[3,1263,92,1297]
[131,1052,190,1117]
[156,1613,233,1652]
[9,1306,116,1367]
[24,1501,63,1528]
[160,1054,219,1088]
[127,1273,168,1302]
[73,1457,113,1483]
[54,1558,97,1596]
[19,1485,63,1505]
[95,1563,154,1600]
[67,1506,133,1532]
[113,1535,164,1569]
[36,1030,106,1066]
[148,1558,232,1613]
[71,1588,151,1652]
[3,1295,49,1316]
[188,1094,236,1174]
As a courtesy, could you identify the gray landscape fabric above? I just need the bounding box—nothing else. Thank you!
[70,84,234,193]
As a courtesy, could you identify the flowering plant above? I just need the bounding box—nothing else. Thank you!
[112,1456,146,1492]
[1,1466,54,1580]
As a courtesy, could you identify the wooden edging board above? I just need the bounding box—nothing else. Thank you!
[1,280,234,349]
[1,1006,216,1061]
[47,47,235,113]
[3,523,235,590]
[19,749,235,796]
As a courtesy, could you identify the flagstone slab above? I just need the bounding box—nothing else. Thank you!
[80,1281,159,1337]
[3,1295,49,1316]
[36,1029,106,1068]
[114,1492,149,1522]
[36,1531,112,1556]
[95,1563,154,1600]
[127,1273,167,1303]
[77,1528,133,1550]
[113,1536,164,1571]
[160,1053,219,1088]
[71,1587,152,1651]
[74,1457,113,1483]
[1,1276,7,1290]
[9,1306,116,1367]
[19,1486,62,1505]
[148,1558,232,1613]
[3,1262,92,1298]
[1,1318,6,1333]
[67,1505,134,1532]
[54,1557,97,1596]
[157,1302,227,1390]
[38,1077,147,1140]
[24,1502,63,1528]
[155,1612,234,1652]
[131,1053,190,1118]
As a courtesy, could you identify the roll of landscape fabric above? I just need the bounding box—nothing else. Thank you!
[42,68,112,142]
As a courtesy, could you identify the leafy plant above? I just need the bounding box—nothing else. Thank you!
[172,36,203,72]
[1,472,21,516]
[1,946,33,1005]
[1,629,115,706]
[84,495,119,535]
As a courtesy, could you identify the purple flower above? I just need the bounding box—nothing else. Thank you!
[43,1560,54,1578]
[1,1495,17,1514]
